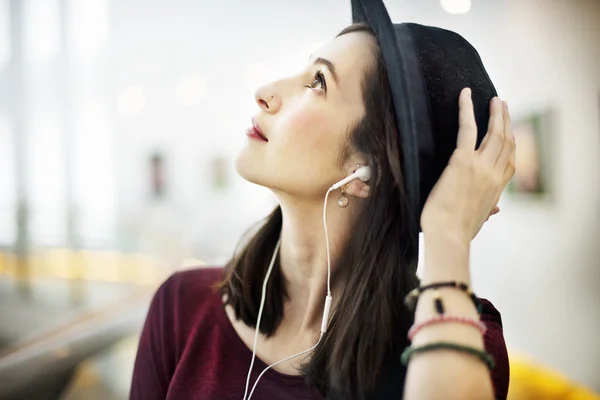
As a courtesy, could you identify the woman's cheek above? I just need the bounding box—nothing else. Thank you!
[284,107,334,146]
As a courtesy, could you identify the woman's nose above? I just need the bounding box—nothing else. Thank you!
[255,89,280,113]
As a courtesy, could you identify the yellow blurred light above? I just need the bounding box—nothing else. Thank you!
[508,353,600,400]
[0,247,174,286]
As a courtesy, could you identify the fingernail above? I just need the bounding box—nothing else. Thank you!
[465,88,471,97]
[502,100,508,110]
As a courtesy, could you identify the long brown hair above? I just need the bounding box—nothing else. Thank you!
[220,23,419,399]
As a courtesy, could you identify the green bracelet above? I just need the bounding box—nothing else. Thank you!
[401,342,495,371]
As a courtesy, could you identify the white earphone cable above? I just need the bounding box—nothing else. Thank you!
[247,334,323,399]
[242,237,281,400]
[323,188,333,296]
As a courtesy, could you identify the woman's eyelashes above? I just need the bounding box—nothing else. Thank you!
[305,69,327,93]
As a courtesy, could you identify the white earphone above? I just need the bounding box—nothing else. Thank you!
[329,165,372,190]
[243,165,372,400]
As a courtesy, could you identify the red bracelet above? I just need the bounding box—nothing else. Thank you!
[408,315,487,341]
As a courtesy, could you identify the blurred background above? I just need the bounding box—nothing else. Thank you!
[0,0,599,399]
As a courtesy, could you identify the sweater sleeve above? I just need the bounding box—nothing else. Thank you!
[479,298,510,400]
[130,275,178,400]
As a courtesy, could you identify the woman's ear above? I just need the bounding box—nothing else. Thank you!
[344,179,370,199]
[339,160,375,199]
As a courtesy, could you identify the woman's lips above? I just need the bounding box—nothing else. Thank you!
[246,126,268,142]
[247,119,268,142]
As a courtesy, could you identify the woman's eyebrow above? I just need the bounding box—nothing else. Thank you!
[309,55,339,85]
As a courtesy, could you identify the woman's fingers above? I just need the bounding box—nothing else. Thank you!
[456,88,478,150]
[485,206,500,222]
[479,97,505,164]
[496,101,516,182]
[503,151,516,185]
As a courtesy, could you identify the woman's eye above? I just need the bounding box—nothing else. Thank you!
[306,70,327,92]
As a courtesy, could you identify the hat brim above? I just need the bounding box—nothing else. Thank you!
[351,0,435,232]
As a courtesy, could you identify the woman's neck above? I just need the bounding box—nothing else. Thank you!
[275,192,355,334]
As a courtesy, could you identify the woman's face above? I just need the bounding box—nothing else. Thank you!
[235,31,376,200]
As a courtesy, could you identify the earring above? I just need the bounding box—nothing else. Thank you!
[337,183,350,208]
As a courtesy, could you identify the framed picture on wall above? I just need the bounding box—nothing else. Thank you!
[149,152,167,199]
[210,155,230,191]
[506,109,555,200]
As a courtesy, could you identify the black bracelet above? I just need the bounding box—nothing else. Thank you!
[401,342,496,371]
[404,281,481,314]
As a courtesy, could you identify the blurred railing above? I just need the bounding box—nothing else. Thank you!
[0,286,153,400]
[0,246,184,400]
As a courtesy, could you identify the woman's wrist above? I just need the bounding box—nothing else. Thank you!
[422,227,471,248]
[422,230,471,284]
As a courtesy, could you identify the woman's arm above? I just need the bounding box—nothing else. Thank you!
[403,234,494,400]
[404,89,515,400]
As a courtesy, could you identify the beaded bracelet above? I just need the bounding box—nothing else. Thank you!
[408,315,487,341]
[404,281,481,314]
[401,342,495,371]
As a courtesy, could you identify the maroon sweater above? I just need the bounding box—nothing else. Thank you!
[130,267,509,400]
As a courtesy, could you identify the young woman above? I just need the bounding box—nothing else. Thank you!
[130,13,513,400]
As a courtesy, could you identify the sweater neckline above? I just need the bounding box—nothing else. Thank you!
[212,288,312,387]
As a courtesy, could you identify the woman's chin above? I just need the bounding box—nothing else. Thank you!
[234,154,265,186]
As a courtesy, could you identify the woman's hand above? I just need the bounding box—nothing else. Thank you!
[420,88,516,243]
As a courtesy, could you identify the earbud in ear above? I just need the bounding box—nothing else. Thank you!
[330,165,372,190]
[353,165,372,183]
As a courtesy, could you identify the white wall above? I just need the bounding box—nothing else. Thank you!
[0,0,117,248]
[106,0,600,391]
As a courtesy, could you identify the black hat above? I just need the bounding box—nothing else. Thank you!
[351,0,498,233]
